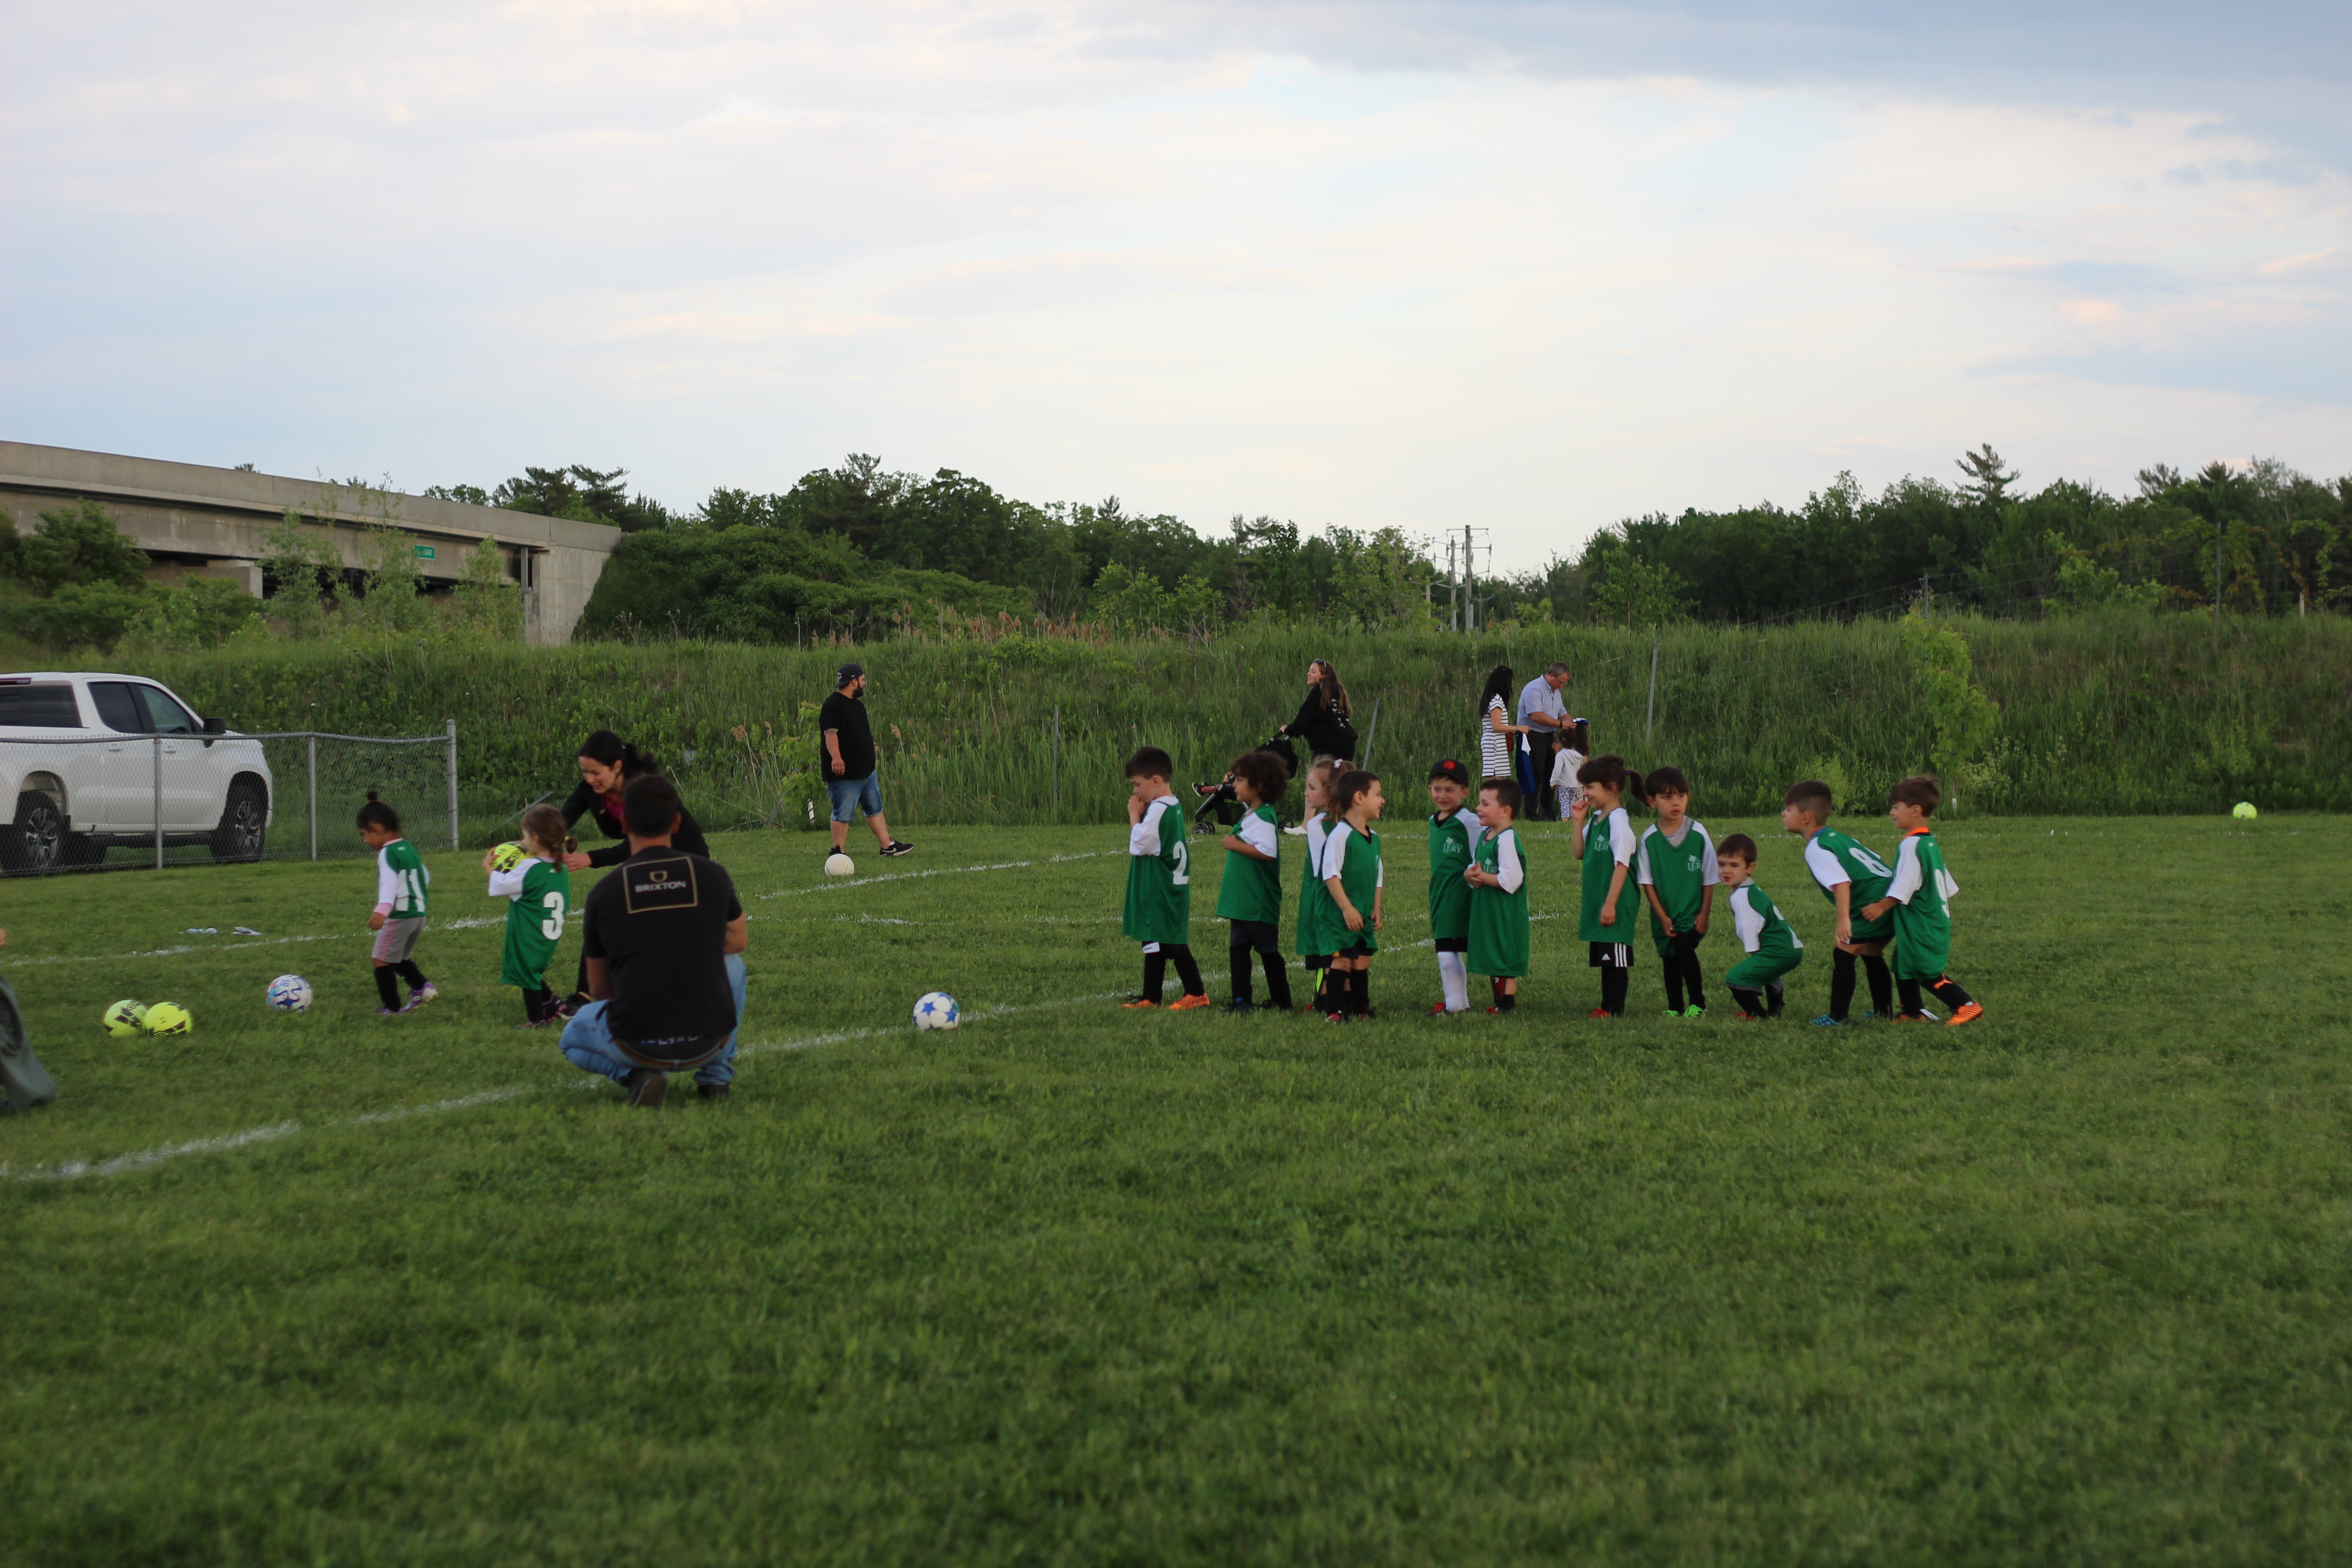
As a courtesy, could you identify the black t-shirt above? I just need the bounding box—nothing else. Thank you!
[560,775,713,869]
[818,691,877,779]
[582,848,742,1060]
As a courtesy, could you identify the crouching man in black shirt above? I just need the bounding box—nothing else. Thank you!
[558,774,748,1108]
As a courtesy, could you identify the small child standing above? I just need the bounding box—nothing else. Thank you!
[1294,757,1342,1013]
[1317,768,1386,1021]
[1570,755,1646,1018]
[1424,758,1476,1015]
[358,792,436,1015]
[1858,775,1984,1027]
[1464,778,1530,1012]
[1780,779,1900,1026]
[1715,833,1804,1019]
[1548,742,1587,820]
[1636,766,1719,1018]
[1215,750,1294,1013]
[486,804,573,1026]
[1122,746,1210,1010]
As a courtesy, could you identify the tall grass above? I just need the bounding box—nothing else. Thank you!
[93,614,2352,834]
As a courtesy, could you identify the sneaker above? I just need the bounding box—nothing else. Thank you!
[1811,1014,1846,1027]
[1324,1010,1349,1024]
[1663,1009,1684,1018]
[375,1006,402,1017]
[624,1068,668,1109]
[1169,993,1213,1011]
[1682,1005,1706,1019]
[879,840,914,858]
[1945,1002,1984,1028]
[1122,998,1159,1010]
[1485,1004,1514,1015]
[514,1018,551,1030]
[562,992,588,1015]
[399,982,440,1013]
[696,1082,731,1101]
[1587,1007,1614,1020]
[1259,1000,1290,1011]
[1223,997,1259,1014]
[1893,1012,1930,1023]
[1282,824,1308,837]
[1735,1011,1762,1021]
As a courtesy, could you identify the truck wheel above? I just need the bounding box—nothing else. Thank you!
[210,781,268,862]
[1,793,69,875]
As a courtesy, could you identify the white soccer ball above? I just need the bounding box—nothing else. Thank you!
[266,974,314,1013]
[824,853,856,877]
[913,991,960,1031]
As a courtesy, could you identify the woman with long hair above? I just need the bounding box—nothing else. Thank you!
[1278,658,1357,762]
[1478,665,1529,782]
[556,729,714,1010]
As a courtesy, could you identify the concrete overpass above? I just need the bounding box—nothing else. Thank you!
[0,442,621,645]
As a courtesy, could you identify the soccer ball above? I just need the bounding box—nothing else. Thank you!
[267,974,314,1012]
[145,1002,193,1037]
[103,999,148,1038]
[489,841,529,872]
[913,992,959,1031]
[824,853,855,877]
[2232,801,2258,820]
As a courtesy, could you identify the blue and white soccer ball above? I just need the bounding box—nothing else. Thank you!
[266,974,314,1013]
[913,991,960,1031]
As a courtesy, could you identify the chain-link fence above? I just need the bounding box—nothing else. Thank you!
[1,725,470,877]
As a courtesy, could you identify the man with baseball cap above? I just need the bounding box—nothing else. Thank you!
[820,663,912,859]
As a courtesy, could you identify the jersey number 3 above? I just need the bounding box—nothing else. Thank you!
[540,891,567,941]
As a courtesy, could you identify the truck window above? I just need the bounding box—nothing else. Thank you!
[136,686,198,735]
[90,682,146,734]
[0,684,82,728]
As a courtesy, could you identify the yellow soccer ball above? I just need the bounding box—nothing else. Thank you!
[2231,801,2258,820]
[145,1002,193,1037]
[490,841,529,873]
[103,999,149,1038]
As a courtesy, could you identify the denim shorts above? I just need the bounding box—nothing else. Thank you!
[827,772,883,822]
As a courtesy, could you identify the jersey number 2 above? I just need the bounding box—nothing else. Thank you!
[1170,841,1190,886]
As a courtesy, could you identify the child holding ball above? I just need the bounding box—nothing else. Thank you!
[485,804,573,1026]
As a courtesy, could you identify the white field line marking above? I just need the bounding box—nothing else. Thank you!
[13,910,585,966]
[756,851,1121,899]
[3,994,1119,1186]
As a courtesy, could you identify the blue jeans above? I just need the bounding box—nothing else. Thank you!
[826,772,884,822]
[559,953,747,1088]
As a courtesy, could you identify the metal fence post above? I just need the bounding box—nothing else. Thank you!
[1052,704,1060,821]
[1645,635,1659,745]
[307,735,318,862]
[152,735,164,871]
[1363,699,1381,771]
[445,719,460,850]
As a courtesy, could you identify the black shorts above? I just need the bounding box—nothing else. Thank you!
[1303,953,1331,970]
[1434,936,1468,954]
[1228,919,1279,954]
[1588,941,1633,969]
[1336,941,1374,960]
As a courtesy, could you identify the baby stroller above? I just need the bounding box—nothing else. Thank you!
[1193,732,1299,833]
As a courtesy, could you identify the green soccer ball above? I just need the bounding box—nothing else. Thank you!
[2232,801,2258,820]
[144,1002,193,1037]
[490,841,529,873]
[103,999,149,1038]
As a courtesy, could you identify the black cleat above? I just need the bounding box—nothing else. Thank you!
[625,1068,668,1109]
[1223,997,1259,1013]
[879,839,914,857]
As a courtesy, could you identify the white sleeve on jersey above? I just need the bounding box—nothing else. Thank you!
[1938,865,1960,903]
[375,846,399,911]
[1235,812,1279,859]
[1129,798,1169,858]
[1608,808,1636,866]
[1375,843,1385,888]
[1731,885,1767,952]
[487,862,531,900]
[1304,813,1328,877]
[1635,827,1656,886]
[1697,824,1720,886]
[1495,829,1524,894]
[1804,838,1848,891]
[1886,835,1923,904]
[1322,821,1353,882]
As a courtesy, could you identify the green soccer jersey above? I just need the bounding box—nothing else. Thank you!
[1317,820,1384,955]
[376,837,430,920]
[1295,814,1332,959]
[1122,796,1192,946]
[1466,824,1530,979]
[1215,804,1284,925]
[1578,806,1645,947]
[498,859,571,989]
[1803,828,1898,944]
[1427,808,1475,944]
[1637,819,1718,957]
[1887,828,1960,980]
[1725,880,1805,986]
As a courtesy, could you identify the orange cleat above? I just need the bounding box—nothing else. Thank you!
[1945,1002,1984,1028]
[1169,993,1213,1011]
[1892,1012,1928,1023]
[1122,998,1159,1009]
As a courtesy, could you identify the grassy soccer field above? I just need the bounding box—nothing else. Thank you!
[4,814,2350,1564]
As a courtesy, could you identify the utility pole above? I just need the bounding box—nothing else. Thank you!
[1921,571,1932,617]
[1463,523,1478,633]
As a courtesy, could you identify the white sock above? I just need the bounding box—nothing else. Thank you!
[1437,952,1470,1012]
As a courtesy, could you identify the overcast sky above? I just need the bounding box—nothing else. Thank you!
[3,1,2347,569]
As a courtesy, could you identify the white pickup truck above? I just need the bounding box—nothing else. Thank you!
[0,671,274,873]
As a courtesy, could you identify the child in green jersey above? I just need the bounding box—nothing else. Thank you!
[1781,780,1898,1026]
[358,793,436,1015]
[1216,749,1293,1013]
[1122,746,1210,1010]
[485,804,573,1026]
[1636,765,1717,1018]
[1425,757,1476,1015]
[1716,833,1803,1019]
[1318,769,1386,1022]
[1464,778,1530,1012]
[1570,755,1646,1018]
[1859,775,1983,1028]
[1294,757,1342,1013]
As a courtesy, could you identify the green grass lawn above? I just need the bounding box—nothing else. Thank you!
[4,813,2350,1565]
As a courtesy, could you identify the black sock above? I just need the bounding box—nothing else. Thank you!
[1311,966,1335,1011]
[1864,955,1895,1017]
[374,967,401,1009]
[1496,987,1517,1012]
[1259,951,1293,1009]
[1170,944,1205,998]
[1142,951,1167,1003]
[1766,981,1785,1017]
[1663,956,1686,1013]
[1830,949,1858,1021]
[395,960,426,992]
[1898,977,1925,1016]
[1601,965,1629,1015]
[523,986,554,1023]
[1681,949,1707,1011]
[1730,985,1764,1015]
[1354,968,1372,1016]
[1929,976,1975,1011]
[1230,943,1254,1004]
